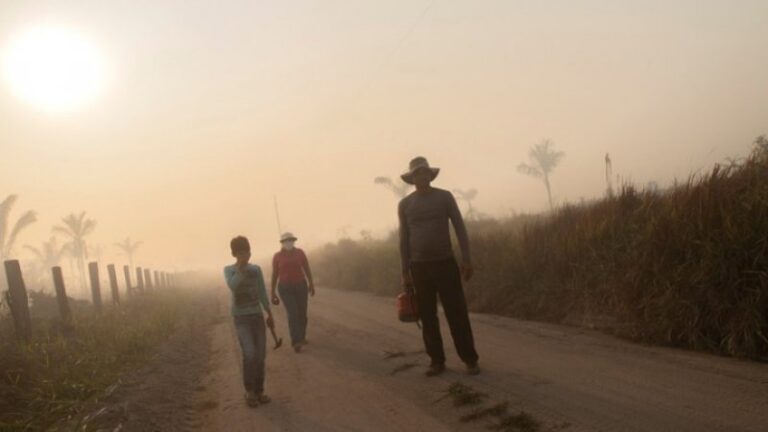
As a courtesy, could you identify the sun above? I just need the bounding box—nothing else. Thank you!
[2,26,106,112]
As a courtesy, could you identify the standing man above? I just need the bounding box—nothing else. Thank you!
[398,156,480,376]
[271,232,315,352]
[224,236,275,407]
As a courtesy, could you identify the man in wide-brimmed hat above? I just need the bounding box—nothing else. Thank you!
[270,232,315,352]
[398,156,480,376]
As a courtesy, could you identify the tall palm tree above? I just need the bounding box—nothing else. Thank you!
[24,237,69,290]
[374,176,411,198]
[605,153,614,198]
[53,212,97,294]
[453,188,479,220]
[0,195,37,261]
[517,139,565,211]
[114,237,142,268]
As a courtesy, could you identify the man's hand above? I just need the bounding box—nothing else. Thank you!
[237,260,249,273]
[402,272,414,293]
[271,292,280,305]
[460,262,474,282]
[265,314,274,329]
[308,282,316,297]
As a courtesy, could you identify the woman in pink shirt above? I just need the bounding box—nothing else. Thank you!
[270,232,315,352]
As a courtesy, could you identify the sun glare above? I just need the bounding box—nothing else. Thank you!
[2,26,106,112]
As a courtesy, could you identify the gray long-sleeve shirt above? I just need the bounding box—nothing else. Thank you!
[398,187,471,272]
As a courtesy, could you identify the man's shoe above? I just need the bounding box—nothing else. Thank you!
[245,391,260,407]
[425,363,445,377]
[257,393,271,405]
[293,344,303,353]
[465,362,481,376]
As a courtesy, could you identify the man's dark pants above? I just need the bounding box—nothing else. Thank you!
[410,258,479,365]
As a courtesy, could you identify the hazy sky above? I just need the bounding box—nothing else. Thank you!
[1,0,766,272]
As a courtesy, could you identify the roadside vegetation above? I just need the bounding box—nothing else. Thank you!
[0,289,192,430]
[314,136,768,359]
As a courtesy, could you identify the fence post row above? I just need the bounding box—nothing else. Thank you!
[144,268,153,290]
[107,264,120,305]
[51,266,72,324]
[3,261,178,341]
[88,262,102,313]
[136,267,145,292]
[4,260,32,342]
[123,265,132,296]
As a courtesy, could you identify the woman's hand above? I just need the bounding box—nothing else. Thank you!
[308,282,316,297]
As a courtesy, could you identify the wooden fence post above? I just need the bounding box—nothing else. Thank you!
[88,262,102,313]
[51,266,72,324]
[153,270,159,289]
[123,265,132,296]
[144,268,153,290]
[161,272,167,288]
[4,260,31,342]
[136,267,145,292]
[107,264,120,305]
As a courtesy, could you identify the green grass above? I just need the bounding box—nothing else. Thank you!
[313,136,768,359]
[0,289,192,431]
[444,382,487,407]
[444,384,539,431]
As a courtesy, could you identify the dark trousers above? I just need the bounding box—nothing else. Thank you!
[278,281,309,346]
[234,313,267,393]
[411,258,479,365]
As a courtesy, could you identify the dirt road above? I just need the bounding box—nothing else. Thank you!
[194,287,768,431]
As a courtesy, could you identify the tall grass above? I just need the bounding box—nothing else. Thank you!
[313,137,768,358]
[0,289,191,430]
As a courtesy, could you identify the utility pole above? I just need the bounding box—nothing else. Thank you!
[273,195,283,237]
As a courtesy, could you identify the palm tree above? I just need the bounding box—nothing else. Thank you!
[24,237,69,290]
[517,139,565,211]
[114,237,142,268]
[374,176,411,198]
[0,195,37,261]
[605,153,614,198]
[453,188,479,220]
[53,212,97,294]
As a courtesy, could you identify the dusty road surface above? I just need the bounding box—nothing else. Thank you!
[192,287,768,432]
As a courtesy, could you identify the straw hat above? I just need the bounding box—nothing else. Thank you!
[280,232,298,243]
